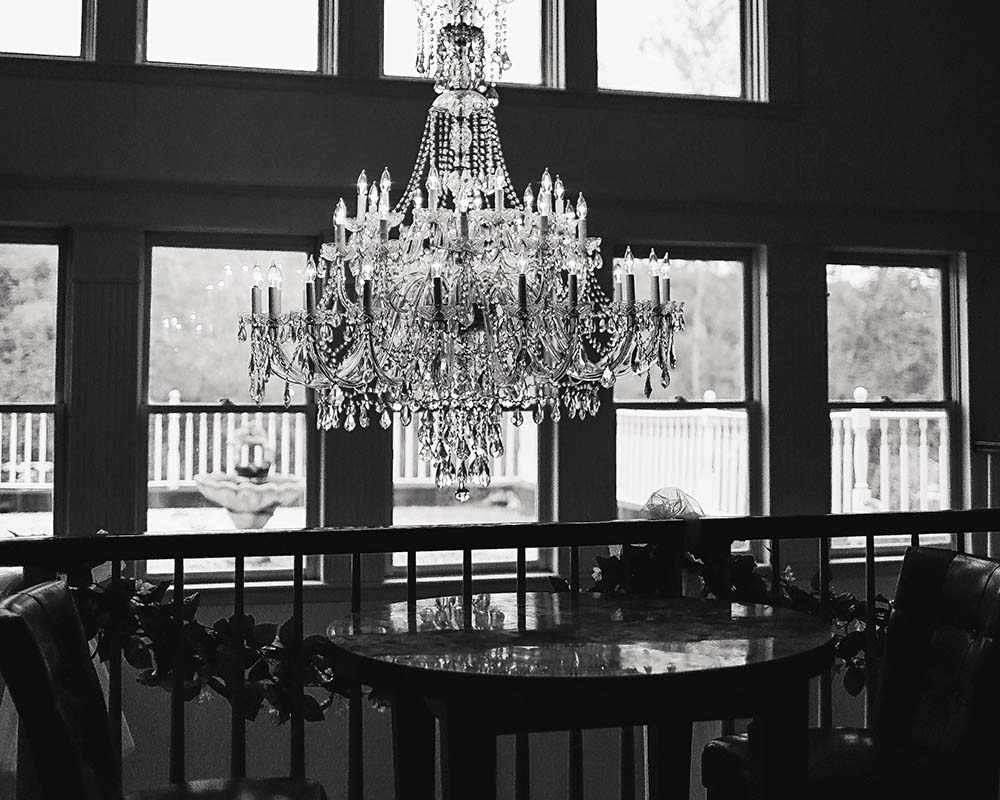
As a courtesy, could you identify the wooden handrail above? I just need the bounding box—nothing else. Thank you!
[2,509,1000,566]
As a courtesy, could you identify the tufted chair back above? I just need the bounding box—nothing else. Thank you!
[0,580,116,800]
[876,547,1000,793]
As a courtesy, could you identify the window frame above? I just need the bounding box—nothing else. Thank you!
[826,251,960,556]
[0,230,68,538]
[610,244,763,550]
[139,233,323,583]
[0,0,96,61]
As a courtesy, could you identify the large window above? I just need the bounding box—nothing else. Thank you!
[827,259,952,548]
[147,244,313,575]
[383,0,544,85]
[145,0,321,72]
[597,0,745,97]
[0,242,60,538]
[0,0,85,58]
[615,250,751,524]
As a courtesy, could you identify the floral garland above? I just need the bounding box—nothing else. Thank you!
[69,568,354,724]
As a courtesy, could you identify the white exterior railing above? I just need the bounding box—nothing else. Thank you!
[149,400,308,488]
[0,390,953,525]
[616,408,750,516]
[830,405,949,514]
[393,415,537,485]
[0,411,55,488]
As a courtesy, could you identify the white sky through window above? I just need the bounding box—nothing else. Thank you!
[145,0,319,71]
[0,0,82,57]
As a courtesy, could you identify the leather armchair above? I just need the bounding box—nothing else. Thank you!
[0,579,327,800]
[701,546,1000,799]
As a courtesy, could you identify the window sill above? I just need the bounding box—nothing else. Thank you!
[0,57,802,121]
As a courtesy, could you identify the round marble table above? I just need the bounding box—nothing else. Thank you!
[325,592,836,800]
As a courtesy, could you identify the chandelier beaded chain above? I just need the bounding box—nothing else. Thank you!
[240,0,685,502]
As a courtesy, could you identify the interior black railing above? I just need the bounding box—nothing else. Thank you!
[4,507,1000,800]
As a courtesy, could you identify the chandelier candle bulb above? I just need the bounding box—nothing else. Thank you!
[356,171,368,226]
[554,175,564,214]
[380,168,391,214]
[266,263,282,320]
[304,259,317,314]
[250,264,263,315]
[334,199,348,252]
[494,167,505,208]
[368,185,380,223]
[649,250,661,308]
[577,193,588,245]
[427,166,441,210]
[661,255,672,303]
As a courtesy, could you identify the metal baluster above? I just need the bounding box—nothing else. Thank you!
[864,534,877,725]
[109,558,123,795]
[407,549,417,632]
[349,552,363,800]
[170,558,185,784]
[463,548,473,629]
[818,535,833,729]
[515,545,529,800]
[770,538,782,605]
[290,554,305,778]
[619,726,635,800]
[568,730,584,800]
[230,557,247,778]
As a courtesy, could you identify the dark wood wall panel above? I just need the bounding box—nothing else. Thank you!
[64,228,144,537]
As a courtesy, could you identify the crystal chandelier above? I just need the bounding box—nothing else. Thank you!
[241,0,685,502]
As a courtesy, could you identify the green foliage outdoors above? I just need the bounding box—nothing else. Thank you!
[0,244,58,403]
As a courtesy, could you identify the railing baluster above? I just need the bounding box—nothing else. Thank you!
[153,414,163,483]
[831,416,843,513]
[918,417,930,511]
[349,550,364,800]
[226,414,237,473]
[212,412,223,472]
[170,558,185,784]
[515,730,531,800]
[184,412,194,481]
[619,726,634,800]
[818,535,833,729]
[463,548,473,629]
[110,558,123,795]
[516,544,529,799]
[22,412,31,483]
[879,417,890,511]
[198,413,208,477]
[899,418,910,513]
[7,412,15,483]
[864,533,877,725]
[568,729,584,800]
[770,538,781,605]
[230,556,247,778]
[407,549,417,632]
[290,554,305,778]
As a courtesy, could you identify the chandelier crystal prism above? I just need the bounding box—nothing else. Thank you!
[240,0,685,502]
